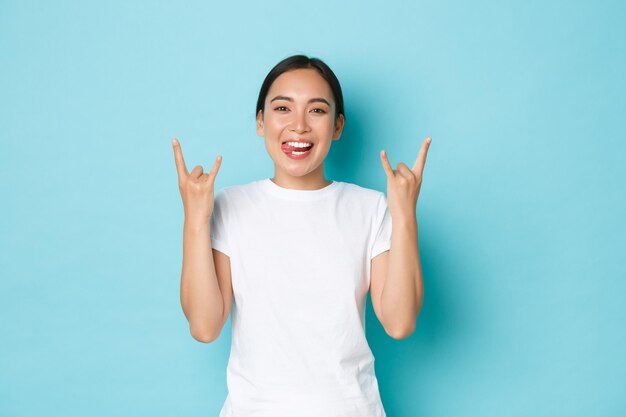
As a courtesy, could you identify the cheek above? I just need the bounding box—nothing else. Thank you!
[264,116,288,132]
[320,118,336,133]
[308,115,333,128]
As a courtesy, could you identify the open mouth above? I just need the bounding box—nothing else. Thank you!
[281,141,314,158]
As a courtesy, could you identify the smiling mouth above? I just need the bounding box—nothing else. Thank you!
[281,142,314,159]
[281,142,314,152]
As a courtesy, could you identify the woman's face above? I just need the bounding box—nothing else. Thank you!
[256,68,344,185]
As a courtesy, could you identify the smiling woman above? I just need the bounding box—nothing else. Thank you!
[255,56,346,190]
[174,54,429,417]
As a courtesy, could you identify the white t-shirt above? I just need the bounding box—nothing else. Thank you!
[210,178,392,417]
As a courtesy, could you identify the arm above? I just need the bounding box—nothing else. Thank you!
[375,136,431,339]
[179,221,224,343]
[172,138,226,343]
[380,216,423,338]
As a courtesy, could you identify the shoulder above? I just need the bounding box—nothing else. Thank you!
[336,181,386,205]
[213,180,270,216]
[215,179,261,200]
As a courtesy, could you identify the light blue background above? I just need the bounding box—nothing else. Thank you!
[1,1,624,416]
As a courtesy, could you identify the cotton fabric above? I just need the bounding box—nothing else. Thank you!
[210,178,392,417]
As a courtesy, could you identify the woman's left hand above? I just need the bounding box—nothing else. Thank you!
[380,136,432,222]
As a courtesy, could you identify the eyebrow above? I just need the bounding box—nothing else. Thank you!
[270,95,331,106]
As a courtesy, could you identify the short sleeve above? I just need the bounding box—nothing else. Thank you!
[370,193,392,259]
[210,189,231,257]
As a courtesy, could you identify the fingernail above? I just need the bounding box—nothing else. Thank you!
[426,137,432,143]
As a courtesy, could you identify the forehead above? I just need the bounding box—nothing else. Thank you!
[267,68,334,102]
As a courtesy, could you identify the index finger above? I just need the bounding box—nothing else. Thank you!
[172,138,189,179]
[411,136,432,175]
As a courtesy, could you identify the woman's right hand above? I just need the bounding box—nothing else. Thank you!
[172,138,223,226]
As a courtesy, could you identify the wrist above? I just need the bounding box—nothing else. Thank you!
[184,218,210,233]
[391,210,417,225]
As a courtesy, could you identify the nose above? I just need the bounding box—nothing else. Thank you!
[289,109,310,134]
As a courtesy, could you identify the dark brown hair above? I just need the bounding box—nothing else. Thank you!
[256,54,345,122]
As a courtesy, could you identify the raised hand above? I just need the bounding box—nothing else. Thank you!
[172,138,222,226]
[379,137,432,222]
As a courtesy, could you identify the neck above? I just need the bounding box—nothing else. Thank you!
[271,168,332,190]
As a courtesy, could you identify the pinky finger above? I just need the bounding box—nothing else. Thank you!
[209,155,222,179]
[380,150,395,178]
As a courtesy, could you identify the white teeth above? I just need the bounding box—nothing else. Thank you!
[285,141,312,148]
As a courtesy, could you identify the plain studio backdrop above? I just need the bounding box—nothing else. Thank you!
[1,1,624,416]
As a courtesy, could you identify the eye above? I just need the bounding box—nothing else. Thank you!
[311,108,327,114]
[274,106,289,112]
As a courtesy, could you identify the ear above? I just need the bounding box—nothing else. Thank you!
[256,110,264,136]
[332,113,345,140]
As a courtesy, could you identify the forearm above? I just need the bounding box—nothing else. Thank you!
[180,220,224,341]
[381,216,424,337]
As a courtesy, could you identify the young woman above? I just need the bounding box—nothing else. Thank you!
[173,54,431,417]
